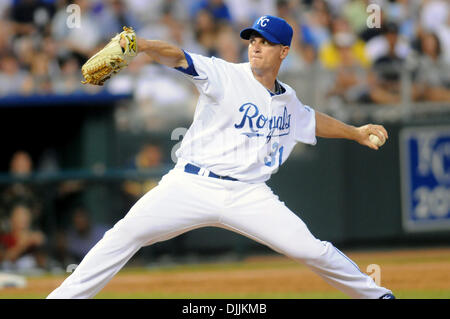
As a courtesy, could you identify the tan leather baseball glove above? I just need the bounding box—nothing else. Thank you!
[81,26,138,86]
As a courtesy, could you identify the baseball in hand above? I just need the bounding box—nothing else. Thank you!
[369,133,385,147]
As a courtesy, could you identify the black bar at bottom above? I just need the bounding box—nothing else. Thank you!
[0,299,445,317]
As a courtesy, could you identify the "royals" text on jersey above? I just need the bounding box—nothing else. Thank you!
[234,103,291,142]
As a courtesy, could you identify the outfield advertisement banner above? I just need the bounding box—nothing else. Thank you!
[400,126,450,232]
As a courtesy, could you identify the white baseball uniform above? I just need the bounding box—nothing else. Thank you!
[47,52,392,299]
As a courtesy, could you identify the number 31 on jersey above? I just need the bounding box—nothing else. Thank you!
[264,142,284,168]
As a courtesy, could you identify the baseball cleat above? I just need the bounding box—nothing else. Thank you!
[379,293,396,299]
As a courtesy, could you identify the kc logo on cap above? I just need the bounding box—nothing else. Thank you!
[240,15,293,47]
[257,16,270,27]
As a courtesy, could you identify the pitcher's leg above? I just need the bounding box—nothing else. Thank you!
[220,183,392,299]
[47,216,150,299]
[47,171,219,299]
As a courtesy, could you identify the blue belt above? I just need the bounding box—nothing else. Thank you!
[184,163,238,181]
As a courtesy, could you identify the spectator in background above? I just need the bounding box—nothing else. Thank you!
[0,204,46,273]
[60,206,109,264]
[342,0,369,36]
[413,32,450,102]
[191,0,232,23]
[159,0,190,23]
[0,53,32,96]
[365,20,411,63]
[280,42,319,75]
[122,0,165,24]
[215,23,241,63]
[30,51,53,94]
[383,0,421,42]
[138,4,204,55]
[13,35,36,72]
[276,0,319,75]
[53,178,85,232]
[36,148,60,173]
[126,143,163,171]
[52,55,83,94]
[122,143,164,202]
[0,151,43,230]
[9,150,33,177]
[107,50,150,96]
[365,22,424,104]
[301,0,332,50]
[193,9,218,57]
[10,34,60,95]
[275,0,301,49]
[96,0,142,37]
[162,8,205,54]
[131,63,197,131]
[325,31,371,104]
[41,36,61,74]
[319,17,370,70]
[0,20,13,57]
[366,22,405,104]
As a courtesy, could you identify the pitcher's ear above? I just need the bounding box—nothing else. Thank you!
[280,46,290,60]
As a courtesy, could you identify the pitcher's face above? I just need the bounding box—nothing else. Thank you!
[248,34,289,72]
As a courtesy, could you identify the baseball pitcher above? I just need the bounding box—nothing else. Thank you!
[48,16,394,299]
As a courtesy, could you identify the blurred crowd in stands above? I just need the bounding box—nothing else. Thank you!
[0,145,165,273]
[0,149,111,273]
[0,151,47,273]
[0,0,448,112]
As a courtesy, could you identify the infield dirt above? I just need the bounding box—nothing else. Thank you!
[0,247,449,298]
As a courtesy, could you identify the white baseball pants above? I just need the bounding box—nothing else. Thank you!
[47,168,392,299]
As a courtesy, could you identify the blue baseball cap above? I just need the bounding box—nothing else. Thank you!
[240,15,293,47]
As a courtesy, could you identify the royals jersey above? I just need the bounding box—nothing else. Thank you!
[174,52,317,183]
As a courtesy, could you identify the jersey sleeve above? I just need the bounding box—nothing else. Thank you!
[174,51,225,100]
[174,51,199,76]
[292,102,317,145]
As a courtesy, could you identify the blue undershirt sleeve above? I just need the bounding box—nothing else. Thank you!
[174,50,199,76]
